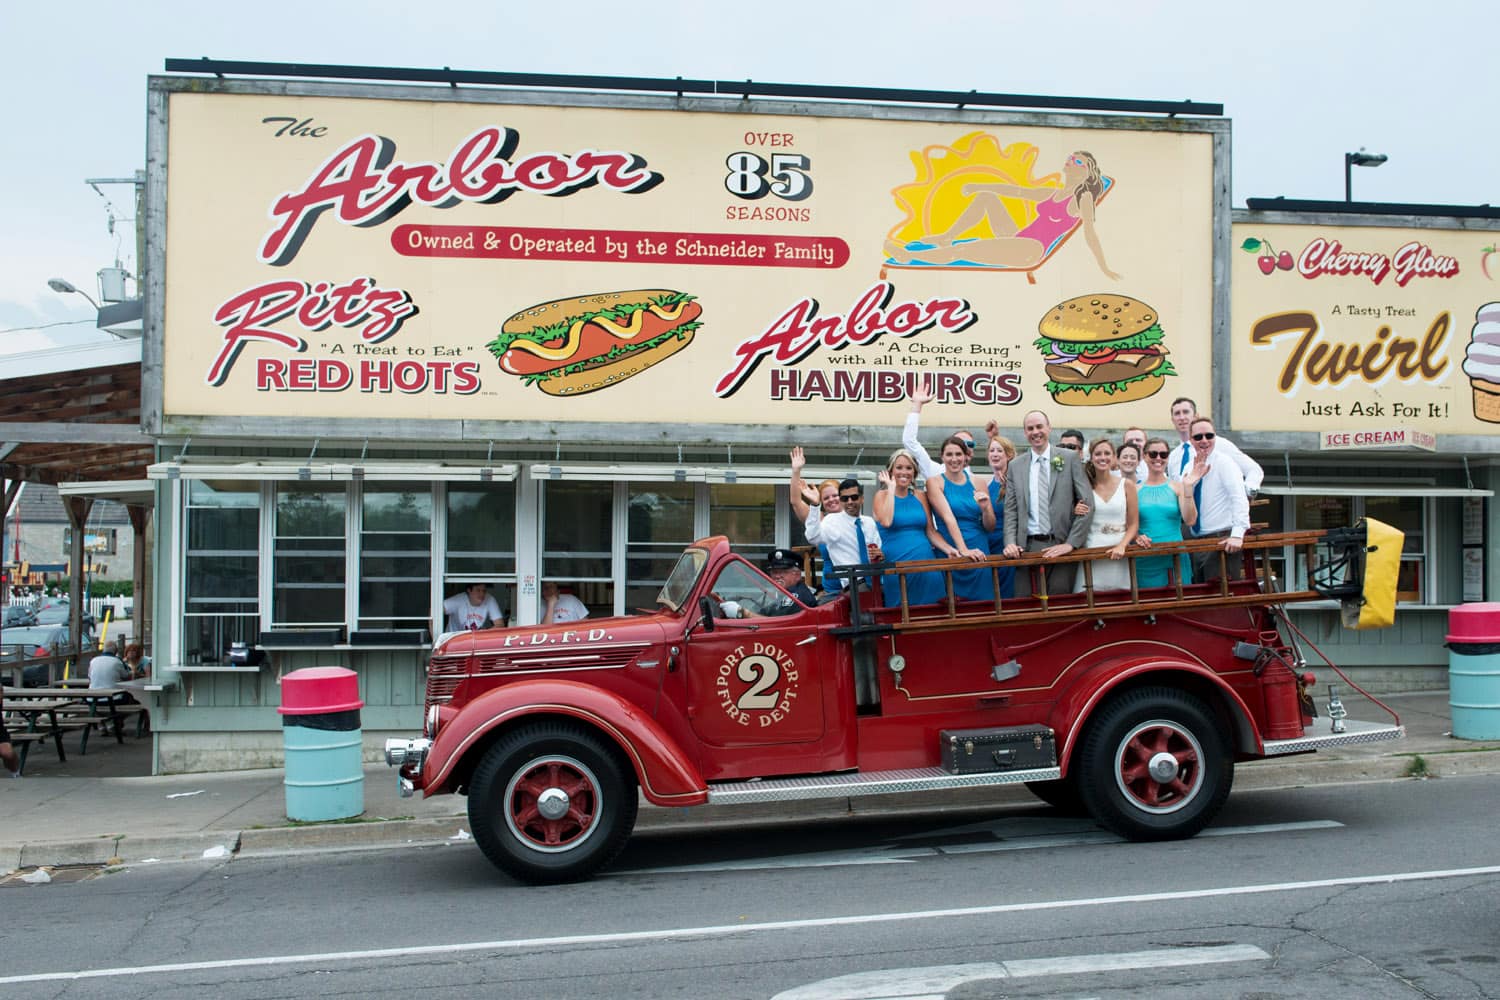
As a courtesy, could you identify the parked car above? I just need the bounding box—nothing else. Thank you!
[32,602,96,640]
[0,623,74,686]
[2,605,38,628]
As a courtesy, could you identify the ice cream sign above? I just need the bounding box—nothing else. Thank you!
[1230,223,1500,435]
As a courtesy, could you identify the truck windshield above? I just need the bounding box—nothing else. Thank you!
[656,548,708,612]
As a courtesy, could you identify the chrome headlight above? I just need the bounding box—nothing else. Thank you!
[425,703,442,738]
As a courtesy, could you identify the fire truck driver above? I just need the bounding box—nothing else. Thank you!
[716,553,808,619]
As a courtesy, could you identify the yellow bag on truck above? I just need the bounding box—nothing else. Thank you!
[1343,517,1402,630]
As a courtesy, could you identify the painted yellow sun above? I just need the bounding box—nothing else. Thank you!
[887,133,1060,245]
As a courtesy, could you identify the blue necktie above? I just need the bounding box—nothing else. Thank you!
[1191,473,1205,536]
[854,516,868,563]
[1179,443,1191,476]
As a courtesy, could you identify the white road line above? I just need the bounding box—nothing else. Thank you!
[3,866,1498,985]
[772,945,1269,1000]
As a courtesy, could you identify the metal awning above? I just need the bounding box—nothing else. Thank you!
[147,460,517,482]
[56,479,156,505]
[1260,485,1493,497]
[527,464,876,485]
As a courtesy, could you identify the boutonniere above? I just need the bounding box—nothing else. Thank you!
[1050,455,1065,472]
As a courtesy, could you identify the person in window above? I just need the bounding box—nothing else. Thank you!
[541,581,589,624]
[442,583,503,632]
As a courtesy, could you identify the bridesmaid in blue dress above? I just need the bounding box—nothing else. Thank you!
[873,451,952,608]
[1133,437,1198,587]
[983,435,1017,599]
[925,436,993,601]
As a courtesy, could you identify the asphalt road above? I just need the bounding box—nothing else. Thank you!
[4,775,1499,999]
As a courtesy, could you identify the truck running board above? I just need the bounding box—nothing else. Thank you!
[1260,717,1405,755]
[706,765,1062,805]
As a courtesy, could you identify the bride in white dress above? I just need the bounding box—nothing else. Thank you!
[1074,438,1138,592]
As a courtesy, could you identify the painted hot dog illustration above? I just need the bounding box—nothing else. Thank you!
[487,289,703,396]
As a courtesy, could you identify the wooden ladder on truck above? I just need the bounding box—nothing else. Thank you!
[835,529,1346,634]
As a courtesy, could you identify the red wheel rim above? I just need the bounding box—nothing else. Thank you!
[503,754,602,853]
[1113,720,1204,814]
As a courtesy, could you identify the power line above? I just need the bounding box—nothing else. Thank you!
[0,319,95,335]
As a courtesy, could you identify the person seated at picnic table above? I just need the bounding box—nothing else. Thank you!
[122,643,151,680]
[88,641,135,703]
[1,689,20,778]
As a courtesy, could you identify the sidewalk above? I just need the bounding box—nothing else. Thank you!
[4,691,1498,872]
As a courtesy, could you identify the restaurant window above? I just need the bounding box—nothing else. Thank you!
[709,484,776,564]
[359,485,432,630]
[624,483,695,613]
[444,482,518,625]
[1253,493,1285,591]
[1287,493,1429,604]
[183,480,259,664]
[1365,495,1426,603]
[542,481,614,618]
[273,484,347,627]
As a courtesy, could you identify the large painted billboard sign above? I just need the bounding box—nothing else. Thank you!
[1230,224,1500,435]
[159,86,1219,427]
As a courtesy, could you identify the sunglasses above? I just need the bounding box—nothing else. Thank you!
[1145,450,1170,459]
[1192,432,1216,441]
[1058,442,1081,451]
[958,440,975,451]
[839,494,862,502]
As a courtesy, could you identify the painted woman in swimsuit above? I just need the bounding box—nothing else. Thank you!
[885,150,1120,279]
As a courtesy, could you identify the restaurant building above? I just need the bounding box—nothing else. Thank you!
[112,63,1500,772]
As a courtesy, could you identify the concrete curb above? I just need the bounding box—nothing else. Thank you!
[7,748,1500,870]
[237,816,473,856]
[1,831,241,869]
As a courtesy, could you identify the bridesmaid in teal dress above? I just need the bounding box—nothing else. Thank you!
[925,436,992,601]
[984,435,1017,599]
[1133,437,1199,587]
[873,451,954,608]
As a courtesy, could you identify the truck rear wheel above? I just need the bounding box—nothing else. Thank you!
[467,721,638,884]
[1077,687,1232,841]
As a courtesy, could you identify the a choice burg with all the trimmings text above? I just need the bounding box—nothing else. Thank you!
[1033,293,1176,405]
[488,289,703,396]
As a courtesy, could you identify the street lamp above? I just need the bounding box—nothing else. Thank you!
[1344,150,1388,202]
[47,277,101,312]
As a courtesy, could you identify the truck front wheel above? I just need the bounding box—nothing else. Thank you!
[467,721,638,884]
[1077,687,1232,841]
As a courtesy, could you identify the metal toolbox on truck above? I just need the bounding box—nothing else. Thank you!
[940,726,1057,775]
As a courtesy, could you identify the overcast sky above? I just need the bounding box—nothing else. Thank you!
[2,0,1492,355]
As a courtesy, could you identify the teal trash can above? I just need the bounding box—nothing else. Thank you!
[1447,604,1500,741]
[279,666,365,821]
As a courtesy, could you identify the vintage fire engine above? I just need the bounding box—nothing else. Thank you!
[386,522,1403,883]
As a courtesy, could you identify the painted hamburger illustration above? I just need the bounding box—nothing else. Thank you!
[1034,293,1176,405]
[488,289,703,396]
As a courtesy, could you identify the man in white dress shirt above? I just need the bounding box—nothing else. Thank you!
[805,478,884,589]
[1184,417,1250,584]
[1167,397,1262,493]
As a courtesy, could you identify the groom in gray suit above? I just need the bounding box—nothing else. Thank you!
[1002,409,1094,595]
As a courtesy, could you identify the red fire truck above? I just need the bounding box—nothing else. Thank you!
[386,525,1402,883]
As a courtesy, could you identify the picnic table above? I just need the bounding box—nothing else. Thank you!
[3,685,145,760]
[2,693,76,766]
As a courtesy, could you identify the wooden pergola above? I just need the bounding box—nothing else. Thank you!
[1,348,155,653]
